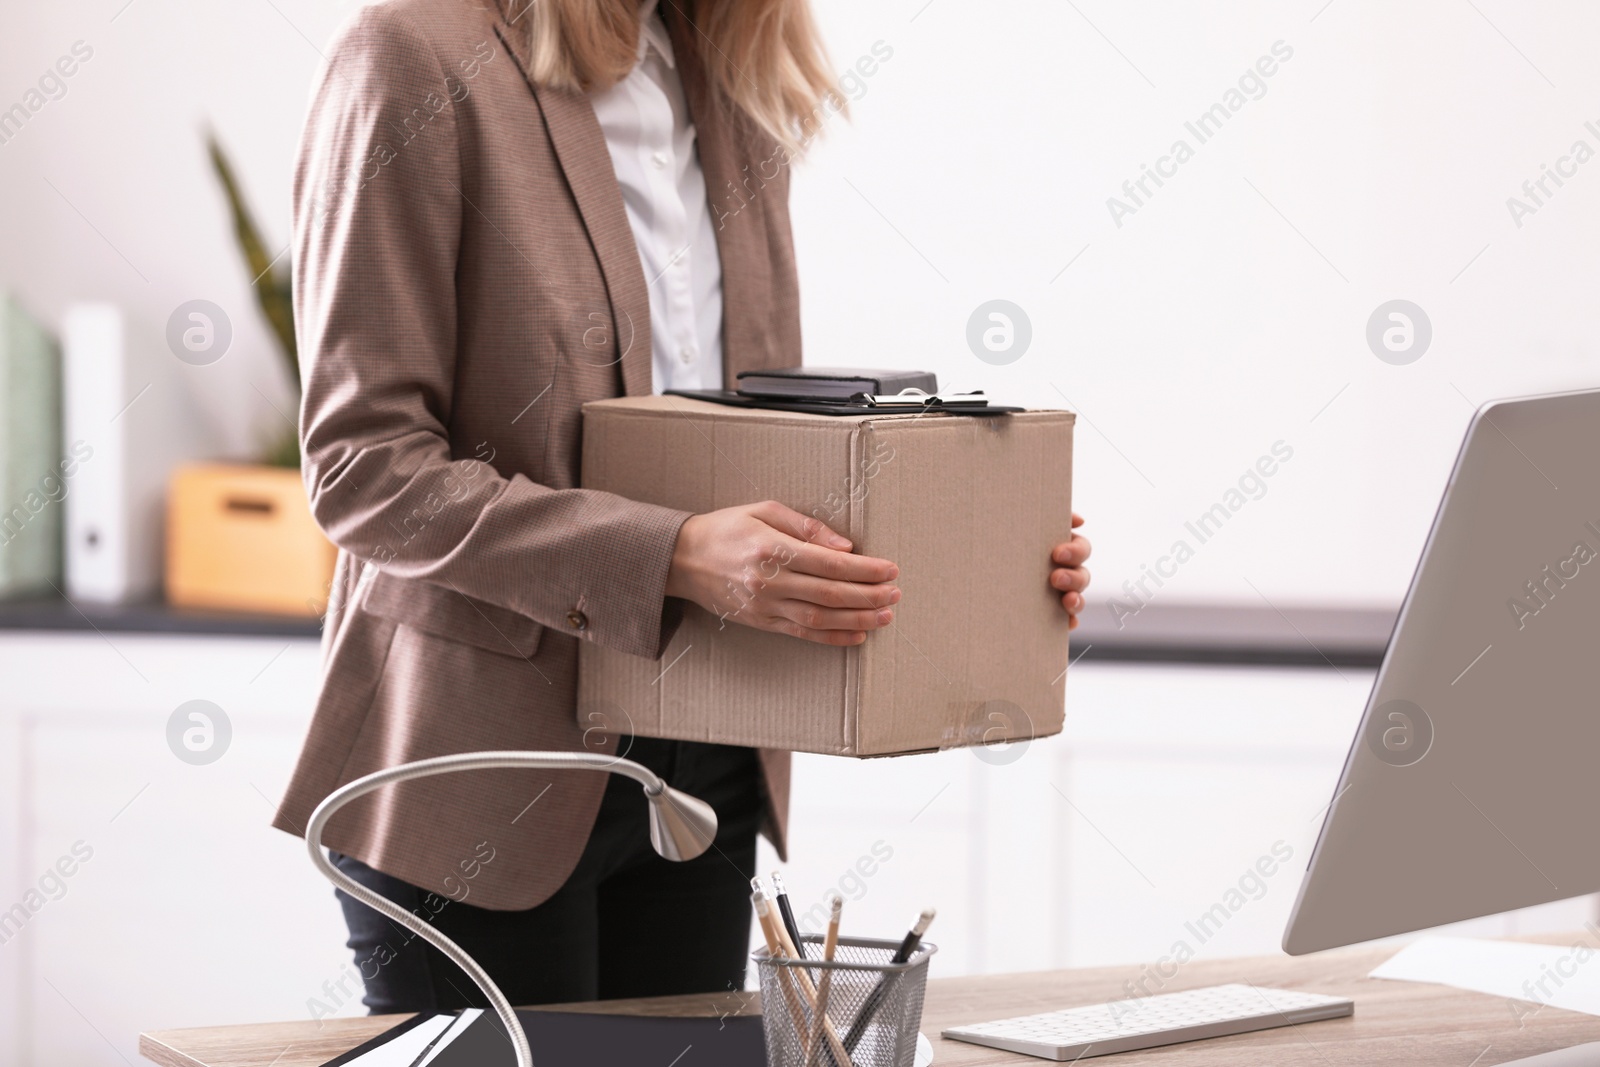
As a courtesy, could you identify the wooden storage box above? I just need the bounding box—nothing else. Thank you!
[165,463,335,617]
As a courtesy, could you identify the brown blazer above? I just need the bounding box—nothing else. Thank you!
[272,0,800,911]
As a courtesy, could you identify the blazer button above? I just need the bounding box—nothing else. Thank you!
[566,610,589,631]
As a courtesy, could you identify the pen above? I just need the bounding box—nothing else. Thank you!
[807,895,844,1067]
[772,871,808,960]
[842,907,936,1052]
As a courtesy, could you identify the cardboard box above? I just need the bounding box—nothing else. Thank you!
[166,463,336,617]
[578,396,1075,757]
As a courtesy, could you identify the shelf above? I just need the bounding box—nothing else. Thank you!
[0,593,322,639]
[0,591,1393,666]
[1071,601,1395,668]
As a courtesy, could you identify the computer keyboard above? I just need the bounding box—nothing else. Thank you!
[941,983,1354,1061]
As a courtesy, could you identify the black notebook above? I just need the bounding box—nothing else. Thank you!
[327,1008,767,1067]
[735,366,937,401]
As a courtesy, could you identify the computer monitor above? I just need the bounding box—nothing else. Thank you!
[1284,387,1600,956]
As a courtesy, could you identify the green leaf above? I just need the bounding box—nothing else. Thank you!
[206,129,299,388]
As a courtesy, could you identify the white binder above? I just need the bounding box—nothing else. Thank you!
[61,304,210,603]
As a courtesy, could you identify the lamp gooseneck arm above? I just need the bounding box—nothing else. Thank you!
[304,751,674,1067]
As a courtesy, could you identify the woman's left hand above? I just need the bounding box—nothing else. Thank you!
[1050,512,1091,631]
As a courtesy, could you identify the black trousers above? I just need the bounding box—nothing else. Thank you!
[332,737,762,1013]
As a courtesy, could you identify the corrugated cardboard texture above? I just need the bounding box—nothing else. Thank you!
[578,396,1075,757]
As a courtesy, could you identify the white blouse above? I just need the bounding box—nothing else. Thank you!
[588,0,724,394]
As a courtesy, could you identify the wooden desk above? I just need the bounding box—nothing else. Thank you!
[141,934,1600,1067]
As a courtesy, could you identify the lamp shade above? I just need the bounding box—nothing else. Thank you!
[646,785,719,861]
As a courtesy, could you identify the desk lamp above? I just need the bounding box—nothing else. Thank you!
[306,751,720,1067]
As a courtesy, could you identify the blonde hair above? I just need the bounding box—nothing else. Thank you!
[491,0,841,152]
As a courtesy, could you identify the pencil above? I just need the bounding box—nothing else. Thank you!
[821,895,842,962]
[754,891,812,1047]
[807,895,844,1067]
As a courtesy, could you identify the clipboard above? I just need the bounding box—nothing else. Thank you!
[665,388,1023,417]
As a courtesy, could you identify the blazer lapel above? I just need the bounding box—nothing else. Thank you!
[492,17,655,397]
[662,2,774,387]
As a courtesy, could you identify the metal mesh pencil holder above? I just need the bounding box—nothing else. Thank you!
[754,935,936,1067]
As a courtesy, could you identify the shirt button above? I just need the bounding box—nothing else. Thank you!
[566,610,588,631]
[651,150,670,169]
[680,344,697,364]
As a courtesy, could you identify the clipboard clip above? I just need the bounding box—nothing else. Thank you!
[852,388,991,408]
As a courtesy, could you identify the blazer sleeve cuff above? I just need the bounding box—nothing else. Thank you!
[569,503,694,660]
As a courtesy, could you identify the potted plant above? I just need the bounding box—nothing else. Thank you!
[163,133,335,618]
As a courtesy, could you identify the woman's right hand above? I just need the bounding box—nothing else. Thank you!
[665,500,901,646]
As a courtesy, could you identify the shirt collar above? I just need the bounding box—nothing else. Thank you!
[636,0,675,69]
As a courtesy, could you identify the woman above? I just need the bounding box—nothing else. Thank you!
[273,0,1092,1013]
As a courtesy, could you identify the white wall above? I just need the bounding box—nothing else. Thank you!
[0,0,363,461]
[794,0,1600,618]
[5,1,1600,613]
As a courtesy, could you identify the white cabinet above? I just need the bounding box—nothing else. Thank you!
[0,632,350,1067]
[2,637,1593,1066]
[763,662,1599,979]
